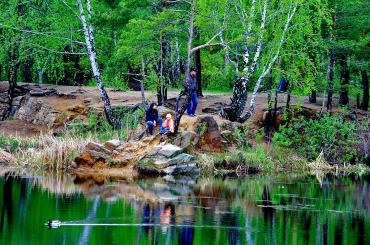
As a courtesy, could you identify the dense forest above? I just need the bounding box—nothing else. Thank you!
[1,0,368,111]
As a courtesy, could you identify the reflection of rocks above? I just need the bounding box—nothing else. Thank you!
[0,150,17,165]
[75,177,195,204]
[35,174,81,195]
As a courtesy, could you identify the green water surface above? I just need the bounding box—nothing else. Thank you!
[0,173,369,245]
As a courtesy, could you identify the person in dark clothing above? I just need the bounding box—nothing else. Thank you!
[146,102,162,135]
[187,70,198,117]
[278,77,289,92]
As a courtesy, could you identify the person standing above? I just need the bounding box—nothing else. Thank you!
[187,69,198,117]
[146,102,162,135]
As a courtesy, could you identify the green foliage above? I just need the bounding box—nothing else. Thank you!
[67,108,144,142]
[0,135,20,153]
[231,124,251,149]
[272,113,364,163]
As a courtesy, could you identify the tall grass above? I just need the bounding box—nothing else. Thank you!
[2,133,93,171]
[0,109,145,171]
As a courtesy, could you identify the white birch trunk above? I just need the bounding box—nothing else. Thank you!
[76,0,116,127]
[245,4,297,120]
[242,0,256,81]
[185,0,196,89]
[140,56,146,107]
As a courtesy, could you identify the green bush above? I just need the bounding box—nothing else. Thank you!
[272,113,363,164]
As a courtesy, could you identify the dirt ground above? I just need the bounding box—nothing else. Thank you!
[0,82,355,137]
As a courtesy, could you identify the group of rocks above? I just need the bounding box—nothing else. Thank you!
[72,106,247,177]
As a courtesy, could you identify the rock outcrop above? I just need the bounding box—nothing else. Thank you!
[137,144,199,177]
[73,137,199,177]
[173,114,223,152]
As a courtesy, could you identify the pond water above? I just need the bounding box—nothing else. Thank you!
[0,172,369,245]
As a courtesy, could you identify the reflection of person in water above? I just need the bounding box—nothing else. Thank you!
[142,204,151,234]
[179,216,194,245]
[160,203,176,233]
[159,203,176,244]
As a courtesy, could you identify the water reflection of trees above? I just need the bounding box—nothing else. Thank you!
[0,173,369,244]
[68,174,370,244]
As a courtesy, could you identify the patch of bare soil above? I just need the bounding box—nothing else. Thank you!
[0,119,48,137]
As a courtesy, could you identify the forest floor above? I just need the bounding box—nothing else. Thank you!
[0,81,349,137]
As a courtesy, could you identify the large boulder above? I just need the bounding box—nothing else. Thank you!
[176,115,222,152]
[74,136,161,168]
[104,139,122,151]
[74,142,115,166]
[0,150,17,165]
[193,115,222,152]
[137,144,199,177]
[146,144,183,158]
[171,131,196,149]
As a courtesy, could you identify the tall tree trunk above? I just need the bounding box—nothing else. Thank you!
[173,39,180,82]
[326,49,335,111]
[223,77,247,121]
[3,1,23,119]
[362,70,369,111]
[77,0,117,127]
[140,56,146,107]
[174,0,195,134]
[194,29,203,96]
[338,54,349,106]
[222,0,257,121]
[273,90,278,127]
[356,93,361,109]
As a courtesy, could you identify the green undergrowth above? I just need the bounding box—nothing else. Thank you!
[67,108,145,142]
[272,112,369,164]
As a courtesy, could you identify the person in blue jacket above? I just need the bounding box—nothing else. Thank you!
[187,69,198,117]
[146,102,162,135]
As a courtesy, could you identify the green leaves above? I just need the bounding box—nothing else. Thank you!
[272,113,365,164]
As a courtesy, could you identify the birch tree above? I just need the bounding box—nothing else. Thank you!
[223,0,298,122]
[76,0,118,127]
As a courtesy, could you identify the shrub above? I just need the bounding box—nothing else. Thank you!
[272,113,364,164]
